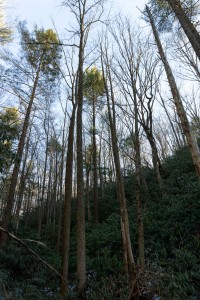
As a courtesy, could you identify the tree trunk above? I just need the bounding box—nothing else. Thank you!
[166,0,200,61]
[38,115,50,238]
[146,5,200,179]
[46,154,53,224]
[132,85,145,270]
[76,37,86,297]
[14,132,30,232]
[56,109,67,254]
[159,93,182,148]
[25,184,33,229]
[145,129,164,193]
[60,103,76,298]
[102,50,135,273]
[98,130,104,197]
[86,166,91,222]
[0,66,40,248]
[92,96,99,225]
[52,150,59,235]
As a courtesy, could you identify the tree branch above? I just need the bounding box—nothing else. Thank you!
[0,227,67,284]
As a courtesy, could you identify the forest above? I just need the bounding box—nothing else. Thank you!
[0,0,200,299]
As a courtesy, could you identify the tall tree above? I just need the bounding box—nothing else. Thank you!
[61,67,77,297]
[0,25,61,247]
[111,18,146,269]
[61,1,105,297]
[101,42,135,274]
[148,0,200,60]
[0,107,20,174]
[145,5,200,179]
[83,67,104,224]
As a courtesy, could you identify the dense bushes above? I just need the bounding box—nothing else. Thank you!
[0,241,62,299]
[0,145,200,299]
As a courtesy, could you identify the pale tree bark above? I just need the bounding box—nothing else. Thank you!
[14,133,38,232]
[52,144,59,234]
[38,112,50,238]
[110,18,146,269]
[158,91,183,149]
[101,44,135,274]
[92,96,99,225]
[46,152,53,224]
[98,125,104,197]
[56,105,68,254]
[137,84,164,191]
[172,30,200,82]
[84,143,92,222]
[146,5,200,179]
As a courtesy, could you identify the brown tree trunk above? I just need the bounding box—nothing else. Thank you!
[61,2,104,297]
[166,0,200,61]
[133,92,145,270]
[38,115,50,238]
[76,38,86,297]
[60,103,77,297]
[146,5,200,179]
[102,49,135,273]
[25,184,34,229]
[0,66,40,248]
[14,132,30,232]
[14,137,38,232]
[145,128,164,193]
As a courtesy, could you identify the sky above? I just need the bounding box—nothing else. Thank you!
[8,0,147,37]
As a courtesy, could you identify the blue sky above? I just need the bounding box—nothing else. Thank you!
[10,0,147,34]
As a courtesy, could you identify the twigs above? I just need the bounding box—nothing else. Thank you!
[0,227,67,284]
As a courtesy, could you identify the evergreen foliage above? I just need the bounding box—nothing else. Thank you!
[1,144,200,299]
[146,0,200,31]
[0,107,20,173]
[1,1,200,299]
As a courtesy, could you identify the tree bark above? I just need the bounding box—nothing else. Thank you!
[0,66,40,248]
[92,96,99,225]
[101,49,135,273]
[76,32,86,296]
[14,132,30,232]
[166,0,200,61]
[38,112,51,238]
[60,103,77,298]
[56,108,67,254]
[133,86,145,270]
[146,5,200,179]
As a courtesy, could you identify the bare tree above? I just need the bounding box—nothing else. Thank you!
[146,5,200,179]
[60,49,78,297]
[101,39,135,274]
[61,0,105,297]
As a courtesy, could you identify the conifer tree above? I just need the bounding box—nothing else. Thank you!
[0,25,61,247]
